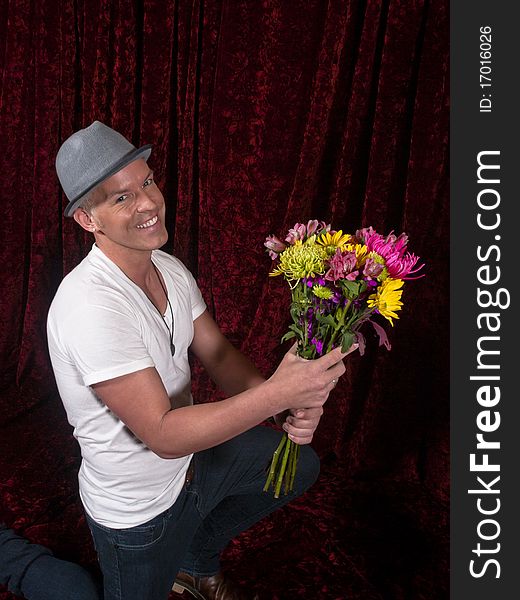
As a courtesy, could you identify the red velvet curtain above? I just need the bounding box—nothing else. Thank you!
[0,1,448,598]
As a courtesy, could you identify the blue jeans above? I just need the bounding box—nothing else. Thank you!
[86,425,320,600]
[0,523,100,600]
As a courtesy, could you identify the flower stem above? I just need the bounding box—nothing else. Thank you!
[263,434,288,493]
[289,442,300,491]
[274,437,293,498]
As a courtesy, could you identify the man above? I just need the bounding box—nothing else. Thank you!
[47,121,353,600]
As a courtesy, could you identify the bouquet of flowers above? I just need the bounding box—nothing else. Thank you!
[263,220,424,497]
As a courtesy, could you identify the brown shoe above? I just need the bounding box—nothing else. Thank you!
[172,571,259,600]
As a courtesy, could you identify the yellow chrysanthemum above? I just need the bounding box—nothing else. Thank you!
[344,243,369,267]
[317,230,351,255]
[367,278,404,326]
[270,244,327,281]
[312,285,333,300]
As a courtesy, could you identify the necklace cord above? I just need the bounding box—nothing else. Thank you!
[152,263,175,356]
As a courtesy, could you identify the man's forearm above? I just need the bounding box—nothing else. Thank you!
[200,342,287,426]
[156,379,280,458]
[202,342,266,396]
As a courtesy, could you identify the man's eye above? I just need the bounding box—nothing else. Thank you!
[143,178,153,187]
[115,194,128,203]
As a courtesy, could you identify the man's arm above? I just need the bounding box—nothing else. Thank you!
[91,311,347,459]
[189,311,314,441]
[190,310,358,446]
[189,310,266,395]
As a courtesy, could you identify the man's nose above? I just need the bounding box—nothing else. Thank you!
[135,189,158,212]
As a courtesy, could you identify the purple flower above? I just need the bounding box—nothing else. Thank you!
[311,338,324,354]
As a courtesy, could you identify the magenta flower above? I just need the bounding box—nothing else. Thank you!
[385,252,424,279]
[324,249,357,281]
[264,235,286,259]
[361,228,424,280]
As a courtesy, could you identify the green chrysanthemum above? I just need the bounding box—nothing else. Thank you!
[312,285,333,299]
[270,243,326,280]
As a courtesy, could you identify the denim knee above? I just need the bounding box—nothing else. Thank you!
[20,555,101,600]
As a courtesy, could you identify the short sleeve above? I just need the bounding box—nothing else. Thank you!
[183,267,207,320]
[62,299,154,387]
[165,255,206,320]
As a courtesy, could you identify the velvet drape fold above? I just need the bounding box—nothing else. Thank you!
[1,1,448,598]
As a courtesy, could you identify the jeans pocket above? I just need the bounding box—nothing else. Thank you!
[114,514,167,550]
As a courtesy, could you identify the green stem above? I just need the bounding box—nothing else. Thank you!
[289,442,299,492]
[326,302,350,352]
[274,437,293,498]
[263,434,288,492]
[285,442,297,495]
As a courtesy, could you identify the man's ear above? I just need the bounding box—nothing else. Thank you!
[73,208,98,232]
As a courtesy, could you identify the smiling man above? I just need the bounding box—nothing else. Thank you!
[47,121,352,600]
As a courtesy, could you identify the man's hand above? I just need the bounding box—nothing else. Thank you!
[281,407,323,445]
[267,344,348,411]
[272,342,359,444]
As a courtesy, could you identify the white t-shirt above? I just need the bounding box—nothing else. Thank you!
[47,244,206,528]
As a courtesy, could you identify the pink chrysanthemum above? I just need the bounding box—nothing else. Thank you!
[324,249,358,281]
[358,228,424,280]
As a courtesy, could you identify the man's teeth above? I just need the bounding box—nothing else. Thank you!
[137,216,158,229]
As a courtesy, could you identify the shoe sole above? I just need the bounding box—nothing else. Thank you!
[172,580,207,600]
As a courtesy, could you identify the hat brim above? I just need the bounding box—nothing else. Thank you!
[64,144,153,217]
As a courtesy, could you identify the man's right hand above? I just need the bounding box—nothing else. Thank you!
[267,344,355,412]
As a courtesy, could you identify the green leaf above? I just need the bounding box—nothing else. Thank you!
[281,332,297,344]
[341,330,355,352]
[340,280,362,298]
[315,313,336,327]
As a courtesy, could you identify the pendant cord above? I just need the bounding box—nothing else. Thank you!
[151,263,175,356]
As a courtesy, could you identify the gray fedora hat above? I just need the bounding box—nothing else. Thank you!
[56,121,152,217]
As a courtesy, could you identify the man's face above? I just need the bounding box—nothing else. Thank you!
[83,158,168,254]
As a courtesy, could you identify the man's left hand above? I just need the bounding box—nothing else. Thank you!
[279,407,324,445]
